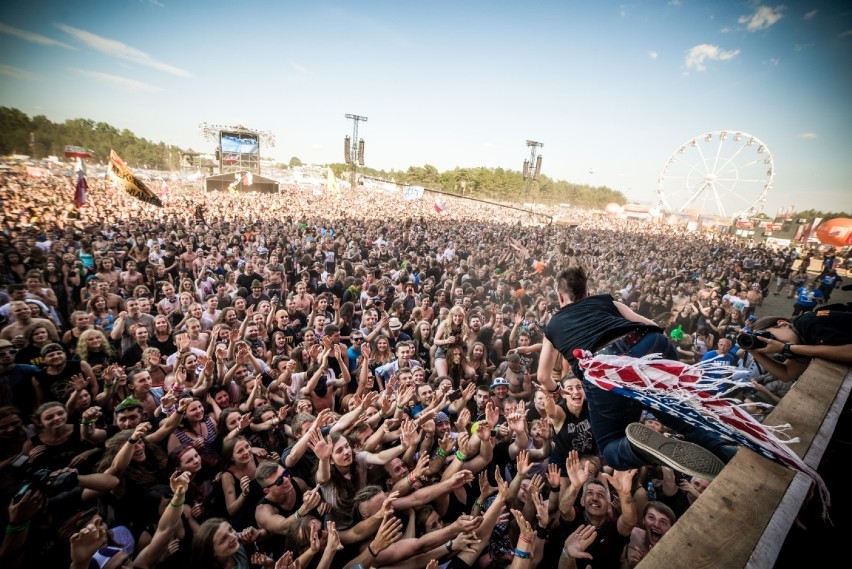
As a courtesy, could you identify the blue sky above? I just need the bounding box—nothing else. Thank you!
[1,1,851,216]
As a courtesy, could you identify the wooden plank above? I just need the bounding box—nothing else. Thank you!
[637,361,851,569]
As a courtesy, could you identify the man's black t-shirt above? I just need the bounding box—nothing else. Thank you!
[545,295,660,378]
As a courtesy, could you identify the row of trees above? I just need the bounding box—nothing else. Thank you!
[329,163,628,209]
[0,107,182,170]
[0,107,627,209]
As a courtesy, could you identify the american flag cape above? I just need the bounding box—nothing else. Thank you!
[574,349,830,519]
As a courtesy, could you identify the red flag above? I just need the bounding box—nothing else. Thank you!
[434,197,446,213]
[74,171,88,208]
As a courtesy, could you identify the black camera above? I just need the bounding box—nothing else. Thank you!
[737,330,774,350]
[14,467,79,501]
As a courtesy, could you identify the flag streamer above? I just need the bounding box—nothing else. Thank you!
[108,149,163,207]
[575,349,831,520]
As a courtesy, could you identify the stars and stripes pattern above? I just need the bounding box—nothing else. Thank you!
[575,349,830,519]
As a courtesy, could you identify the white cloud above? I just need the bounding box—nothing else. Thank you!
[840,30,852,38]
[0,64,38,80]
[765,57,780,66]
[648,51,658,60]
[56,23,192,77]
[69,68,161,93]
[139,0,165,7]
[668,0,682,5]
[798,133,817,139]
[0,22,75,49]
[804,10,817,20]
[619,5,629,18]
[684,44,740,72]
[738,5,784,31]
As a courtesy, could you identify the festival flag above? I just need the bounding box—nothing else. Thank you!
[434,196,446,213]
[326,167,340,196]
[73,168,88,208]
[108,149,163,206]
[575,350,830,519]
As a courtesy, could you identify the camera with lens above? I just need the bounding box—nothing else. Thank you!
[13,465,79,501]
[737,330,774,350]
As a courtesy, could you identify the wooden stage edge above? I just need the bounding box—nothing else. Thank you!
[638,359,852,569]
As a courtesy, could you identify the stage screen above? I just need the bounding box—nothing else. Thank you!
[220,132,259,155]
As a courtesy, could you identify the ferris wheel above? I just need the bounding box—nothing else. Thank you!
[657,130,773,219]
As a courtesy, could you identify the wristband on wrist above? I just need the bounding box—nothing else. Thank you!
[81,420,93,426]
[473,500,482,509]
[128,437,140,445]
[406,473,415,486]
[5,521,31,534]
[295,511,302,519]
[550,485,560,492]
[513,548,532,559]
[168,499,185,508]
[535,524,548,539]
[436,448,449,458]
[367,544,378,557]
[455,450,468,461]
[518,535,533,545]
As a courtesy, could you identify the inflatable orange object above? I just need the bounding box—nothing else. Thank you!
[815,218,852,247]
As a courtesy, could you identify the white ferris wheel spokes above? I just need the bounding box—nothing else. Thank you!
[657,130,773,219]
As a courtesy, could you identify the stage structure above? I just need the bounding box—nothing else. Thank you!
[198,122,275,176]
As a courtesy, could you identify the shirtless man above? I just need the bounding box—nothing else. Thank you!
[495,353,531,400]
[119,259,144,297]
[0,301,59,342]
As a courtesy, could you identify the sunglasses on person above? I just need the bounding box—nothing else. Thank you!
[351,337,364,343]
[0,349,17,356]
[265,471,291,488]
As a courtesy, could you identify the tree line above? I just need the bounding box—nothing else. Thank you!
[0,107,182,170]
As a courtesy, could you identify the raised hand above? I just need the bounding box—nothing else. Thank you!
[479,469,497,500]
[411,454,430,479]
[399,419,420,448]
[455,408,471,432]
[516,449,532,476]
[532,488,549,527]
[239,475,252,496]
[439,432,456,455]
[449,469,475,488]
[565,450,592,490]
[546,463,562,489]
[307,431,332,460]
[369,513,403,555]
[510,508,535,542]
[300,485,323,515]
[564,524,597,560]
[601,467,638,498]
[325,520,343,552]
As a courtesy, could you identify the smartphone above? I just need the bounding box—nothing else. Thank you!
[11,454,29,468]
[448,389,463,402]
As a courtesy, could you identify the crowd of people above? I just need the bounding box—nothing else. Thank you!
[0,162,850,569]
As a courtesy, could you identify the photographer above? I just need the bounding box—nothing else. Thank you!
[744,310,852,383]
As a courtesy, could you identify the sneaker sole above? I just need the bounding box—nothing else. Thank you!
[626,422,725,480]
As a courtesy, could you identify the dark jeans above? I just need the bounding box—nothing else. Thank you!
[581,331,727,470]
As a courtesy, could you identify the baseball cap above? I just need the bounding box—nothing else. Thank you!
[434,412,450,424]
[490,377,510,389]
[388,317,402,331]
